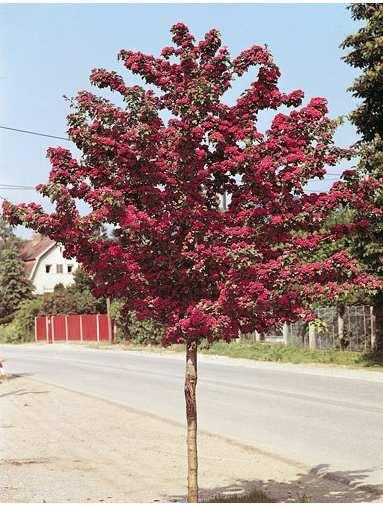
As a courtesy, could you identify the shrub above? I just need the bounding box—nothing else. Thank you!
[110,300,165,344]
[0,297,43,343]
[39,288,102,315]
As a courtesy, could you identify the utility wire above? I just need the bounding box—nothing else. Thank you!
[0,184,36,189]
[0,126,350,176]
[0,124,344,184]
[0,125,70,141]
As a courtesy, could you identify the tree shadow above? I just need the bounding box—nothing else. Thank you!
[0,388,49,398]
[166,465,383,503]
[0,374,48,398]
[358,351,383,368]
[0,372,35,381]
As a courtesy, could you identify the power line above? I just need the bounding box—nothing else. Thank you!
[0,184,36,189]
[0,123,343,187]
[0,125,346,177]
[0,177,340,190]
[0,125,70,141]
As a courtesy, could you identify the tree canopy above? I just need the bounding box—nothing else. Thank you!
[3,23,382,345]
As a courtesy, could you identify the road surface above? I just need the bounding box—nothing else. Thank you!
[1,343,383,493]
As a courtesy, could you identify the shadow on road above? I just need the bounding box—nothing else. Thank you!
[167,464,383,503]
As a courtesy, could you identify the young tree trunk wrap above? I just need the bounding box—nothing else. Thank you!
[337,303,345,349]
[185,340,198,503]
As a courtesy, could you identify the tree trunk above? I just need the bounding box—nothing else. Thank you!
[372,294,383,352]
[185,340,198,502]
[337,303,345,350]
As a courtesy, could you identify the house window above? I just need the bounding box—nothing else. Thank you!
[45,264,51,273]
[56,264,63,274]
[67,264,73,273]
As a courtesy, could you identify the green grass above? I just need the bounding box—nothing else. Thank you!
[98,340,383,371]
[201,341,383,370]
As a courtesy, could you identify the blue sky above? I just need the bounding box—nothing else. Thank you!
[0,3,361,236]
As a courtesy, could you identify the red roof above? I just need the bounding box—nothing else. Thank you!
[20,235,55,276]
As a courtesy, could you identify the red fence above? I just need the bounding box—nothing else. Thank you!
[35,314,113,343]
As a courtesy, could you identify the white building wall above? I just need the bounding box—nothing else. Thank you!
[31,244,79,294]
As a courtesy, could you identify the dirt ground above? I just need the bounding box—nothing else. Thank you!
[1,375,381,503]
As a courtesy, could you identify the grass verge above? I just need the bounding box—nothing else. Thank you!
[89,341,383,371]
[200,342,383,370]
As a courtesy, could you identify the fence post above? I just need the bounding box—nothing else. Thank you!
[308,322,317,350]
[282,323,289,345]
[34,317,37,342]
[96,314,100,342]
[370,306,376,351]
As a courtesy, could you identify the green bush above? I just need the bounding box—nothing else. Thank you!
[0,298,43,343]
[39,287,101,316]
[110,300,165,344]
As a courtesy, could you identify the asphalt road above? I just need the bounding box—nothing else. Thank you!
[2,343,383,490]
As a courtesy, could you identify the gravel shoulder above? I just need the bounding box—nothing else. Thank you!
[1,374,382,503]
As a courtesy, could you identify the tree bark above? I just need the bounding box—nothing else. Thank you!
[337,303,345,349]
[185,340,198,503]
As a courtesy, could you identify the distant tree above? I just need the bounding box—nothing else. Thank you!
[341,4,383,141]
[0,215,22,251]
[40,287,100,315]
[2,297,43,342]
[341,4,383,350]
[3,24,383,502]
[69,267,106,313]
[72,266,95,292]
[0,244,33,321]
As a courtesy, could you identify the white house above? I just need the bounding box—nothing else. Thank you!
[20,234,79,294]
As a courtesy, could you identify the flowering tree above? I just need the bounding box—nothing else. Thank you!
[3,24,382,502]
